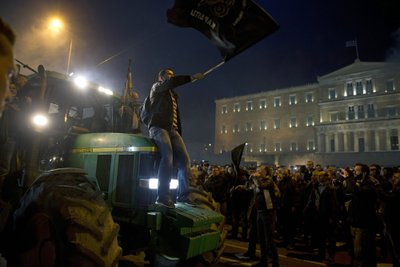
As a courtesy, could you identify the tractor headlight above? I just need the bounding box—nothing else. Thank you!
[32,114,49,127]
[140,178,179,190]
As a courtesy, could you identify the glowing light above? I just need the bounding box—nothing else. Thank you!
[32,114,49,127]
[49,18,64,32]
[98,86,114,95]
[74,76,88,89]
[148,178,178,190]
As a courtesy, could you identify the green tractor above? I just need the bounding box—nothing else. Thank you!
[0,66,226,266]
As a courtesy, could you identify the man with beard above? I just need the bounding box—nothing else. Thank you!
[343,163,379,267]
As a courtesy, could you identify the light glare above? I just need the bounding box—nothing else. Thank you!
[32,114,49,127]
[98,86,114,95]
[74,76,88,89]
[148,178,179,190]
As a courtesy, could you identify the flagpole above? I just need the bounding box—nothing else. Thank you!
[355,38,359,59]
[203,61,225,76]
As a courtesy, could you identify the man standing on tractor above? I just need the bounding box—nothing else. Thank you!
[142,67,203,208]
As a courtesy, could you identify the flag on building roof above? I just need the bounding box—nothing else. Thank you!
[345,40,357,47]
[167,0,279,62]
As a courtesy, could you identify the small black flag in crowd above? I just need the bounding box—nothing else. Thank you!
[167,0,279,62]
[231,142,246,174]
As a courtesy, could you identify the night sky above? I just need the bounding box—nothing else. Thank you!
[1,0,400,158]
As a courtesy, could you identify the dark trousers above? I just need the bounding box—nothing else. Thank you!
[351,227,377,267]
[247,206,258,255]
[257,210,279,267]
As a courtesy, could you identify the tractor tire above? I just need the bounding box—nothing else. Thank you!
[183,186,227,267]
[12,168,122,267]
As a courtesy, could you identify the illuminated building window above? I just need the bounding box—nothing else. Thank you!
[274,97,281,107]
[346,82,354,96]
[233,123,240,133]
[289,94,297,105]
[367,104,375,118]
[274,143,281,152]
[245,122,253,132]
[366,79,374,94]
[221,125,227,134]
[290,142,298,151]
[246,143,253,153]
[259,143,267,152]
[260,120,267,131]
[348,106,355,120]
[289,117,297,128]
[357,105,365,119]
[274,119,280,129]
[330,112,338,122]
[386,79,395,92]
[233,103,240,112]
[328,88,336,100]
[246,101,253,111]
[306,115,314,126]
[356,81,363,95]
[222,105,228,114]
[259,99,267,109]
[307,140,315,151]
[305,92,313,103]
[390,129,399,150]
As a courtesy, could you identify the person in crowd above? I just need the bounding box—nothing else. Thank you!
[203,165,229,215]
[143,68,203,208]
[302,170,320,250]
[383,172,400,267]
[303,160,315,182]
[303,171,338,262]
[224,164,236,224]
[369,164,391,261]
[276,167,296,250]
[291,169,308,247]
[251,165,280,267]
[344,163,379,267]
[228,167,252,240]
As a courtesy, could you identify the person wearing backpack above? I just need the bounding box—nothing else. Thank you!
[141,68,203,208]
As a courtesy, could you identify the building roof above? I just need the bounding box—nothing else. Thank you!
[317,60,400,83]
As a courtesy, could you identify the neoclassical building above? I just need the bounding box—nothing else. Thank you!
[214,60,400,167]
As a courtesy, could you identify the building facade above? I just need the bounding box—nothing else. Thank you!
[214,60,400,167]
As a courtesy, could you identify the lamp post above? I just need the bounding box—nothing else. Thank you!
[66,38,73,75]
[48,17,73,75]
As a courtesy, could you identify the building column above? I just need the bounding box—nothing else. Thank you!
[317,133,323,153]
[325,133,330,153]
[386,129,391,151]
[343,131,348,152]
[375,130,380,151]
[334,132,339,152]
[354,132,359,152]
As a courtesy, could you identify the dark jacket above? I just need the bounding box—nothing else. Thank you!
[347,177,378,229]
[148,75,191,134]
[253,176,280,211]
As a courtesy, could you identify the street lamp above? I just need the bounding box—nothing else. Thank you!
[48,17,73,75]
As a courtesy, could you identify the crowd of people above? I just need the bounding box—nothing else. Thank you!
[2,15,400,267]
[190,160,400,267]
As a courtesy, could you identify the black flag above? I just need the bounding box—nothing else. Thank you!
[231,143,246,177]
[167,0,279,61]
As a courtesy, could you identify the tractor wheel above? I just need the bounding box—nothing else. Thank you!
[12,168,122,267]
[183,186,227,267]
